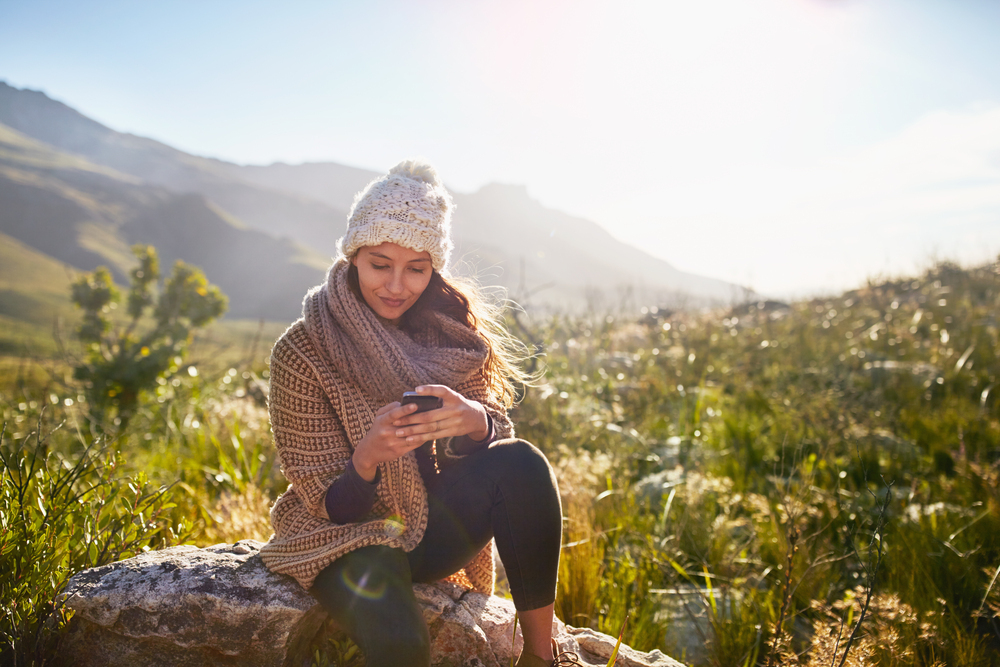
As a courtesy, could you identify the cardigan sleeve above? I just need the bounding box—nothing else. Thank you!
[324,459,380,523]
[268,333,355,522]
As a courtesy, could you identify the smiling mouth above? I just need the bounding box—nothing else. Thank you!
[380,297,407,308]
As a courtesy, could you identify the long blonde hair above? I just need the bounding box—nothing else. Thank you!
[347,263,533,409]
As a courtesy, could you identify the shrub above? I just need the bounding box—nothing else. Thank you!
[71,245,226,432]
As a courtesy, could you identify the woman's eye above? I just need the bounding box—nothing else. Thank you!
[371,264,389,271]
[409,267,426,274]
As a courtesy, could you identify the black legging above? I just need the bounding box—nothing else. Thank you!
[310,439,562,667]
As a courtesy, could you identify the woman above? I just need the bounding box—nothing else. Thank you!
[259,161,578,667]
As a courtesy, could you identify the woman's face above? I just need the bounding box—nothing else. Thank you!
[352,243,434,323]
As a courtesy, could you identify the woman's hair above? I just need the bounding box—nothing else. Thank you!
[347,262,533,409]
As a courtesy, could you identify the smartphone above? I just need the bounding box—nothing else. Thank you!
[401,392,443,413]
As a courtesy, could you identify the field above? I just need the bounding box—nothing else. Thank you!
[2,257,999,666]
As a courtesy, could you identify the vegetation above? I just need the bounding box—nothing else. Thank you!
[70,245,227,431]
[0,418,192,665]
[515,258,1000,666]
[1,256,999,665]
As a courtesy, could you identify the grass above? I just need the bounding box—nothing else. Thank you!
[514,258,1000,665]
[1,257,999,665]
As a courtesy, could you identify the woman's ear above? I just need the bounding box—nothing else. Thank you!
[350,252,358,266]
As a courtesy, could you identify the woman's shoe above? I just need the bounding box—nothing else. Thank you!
[515,639,583,666]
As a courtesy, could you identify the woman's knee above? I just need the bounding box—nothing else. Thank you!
[486,439,556,486]
[313,546,430,666]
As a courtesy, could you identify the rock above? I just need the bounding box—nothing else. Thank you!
[59,540,683,667]
[57,540,313,667]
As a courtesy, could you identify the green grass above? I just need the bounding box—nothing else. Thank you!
[514,258,1000,665]
[1,257,999,665]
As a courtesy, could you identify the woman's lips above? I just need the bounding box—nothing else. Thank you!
[380,296,406,308]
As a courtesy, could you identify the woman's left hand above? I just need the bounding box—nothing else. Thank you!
[392,385,489,444]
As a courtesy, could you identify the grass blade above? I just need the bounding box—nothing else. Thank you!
[510,611,518,667]
[703,567,717,617]
[605,613,629,667]
[980,562,1000,613]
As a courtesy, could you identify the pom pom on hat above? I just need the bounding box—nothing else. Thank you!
[338,159,454,272]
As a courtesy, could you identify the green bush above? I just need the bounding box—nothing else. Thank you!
[71,245,226,432]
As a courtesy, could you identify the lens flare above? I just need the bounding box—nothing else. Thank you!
[384,514,405,537]
[341,567,387,601]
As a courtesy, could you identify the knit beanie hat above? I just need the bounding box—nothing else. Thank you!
[338,160,454,272]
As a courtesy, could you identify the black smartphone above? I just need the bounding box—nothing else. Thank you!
[401,392,443,413]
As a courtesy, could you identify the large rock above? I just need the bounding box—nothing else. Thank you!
[59,540,682,667]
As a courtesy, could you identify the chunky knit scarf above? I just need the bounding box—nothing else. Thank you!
[303,260,489,407]
[259,259,512,592]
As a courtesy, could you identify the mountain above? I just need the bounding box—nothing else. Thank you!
[0,82,347,255]
[214,163,738,308]
[0,120,325,320]
[213,163,738,309]
[452,184,737,309]
[0,81,739,313]
[228,161,380,212]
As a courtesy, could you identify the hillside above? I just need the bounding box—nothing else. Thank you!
[510,257,1000,663]
[0,230,77,355]
[0,82,347,255]
[0,121,326,320]
[0,81,739,311]
[5,253,998,666]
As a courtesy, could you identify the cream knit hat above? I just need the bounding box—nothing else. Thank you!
[338,160,454,272]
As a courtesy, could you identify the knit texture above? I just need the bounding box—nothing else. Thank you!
[338,160,454,272]
[259,259,514,592]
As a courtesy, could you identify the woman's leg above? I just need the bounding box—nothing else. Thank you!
[407,438,563,660]
[517,603,557,662]
[311,545,430,667]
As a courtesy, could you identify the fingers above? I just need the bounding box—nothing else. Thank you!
[383,402,420,422]
[380,389,482,445]
[359,420,425,466]
[398,416,464,444]
[413,384,462,404]
[394,406,444,426]
[376,401,402,416]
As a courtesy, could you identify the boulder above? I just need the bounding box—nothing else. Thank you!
[59,540,683,667]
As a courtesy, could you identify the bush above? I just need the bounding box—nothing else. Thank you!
[71,245,226,432]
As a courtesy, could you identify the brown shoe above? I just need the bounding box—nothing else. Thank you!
[515,639,583,667]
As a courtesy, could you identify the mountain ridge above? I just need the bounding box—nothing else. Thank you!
[0,117,326,320]
[0,80,740,313]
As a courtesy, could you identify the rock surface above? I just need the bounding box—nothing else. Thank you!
[59,540,683,667]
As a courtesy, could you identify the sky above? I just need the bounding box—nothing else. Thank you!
[2,0,1000,297]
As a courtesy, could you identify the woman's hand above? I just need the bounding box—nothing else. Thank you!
[352,401,427,482]
[392,384,489,446]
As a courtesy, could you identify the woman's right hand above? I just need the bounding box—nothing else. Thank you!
[352,401,423,482]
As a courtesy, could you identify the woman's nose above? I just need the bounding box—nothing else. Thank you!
[386,271,405,294]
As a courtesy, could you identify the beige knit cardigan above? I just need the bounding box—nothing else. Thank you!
[259,261,513,592]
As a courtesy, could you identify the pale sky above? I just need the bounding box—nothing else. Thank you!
[2,0,999,296]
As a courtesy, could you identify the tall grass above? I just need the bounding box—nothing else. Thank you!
[517,258,1000,665]
[1,258,999,665]
[0,416,191,665]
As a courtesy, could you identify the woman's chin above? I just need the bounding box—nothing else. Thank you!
[374,301,411,321]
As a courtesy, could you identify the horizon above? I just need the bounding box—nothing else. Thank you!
[2,0,999,299]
